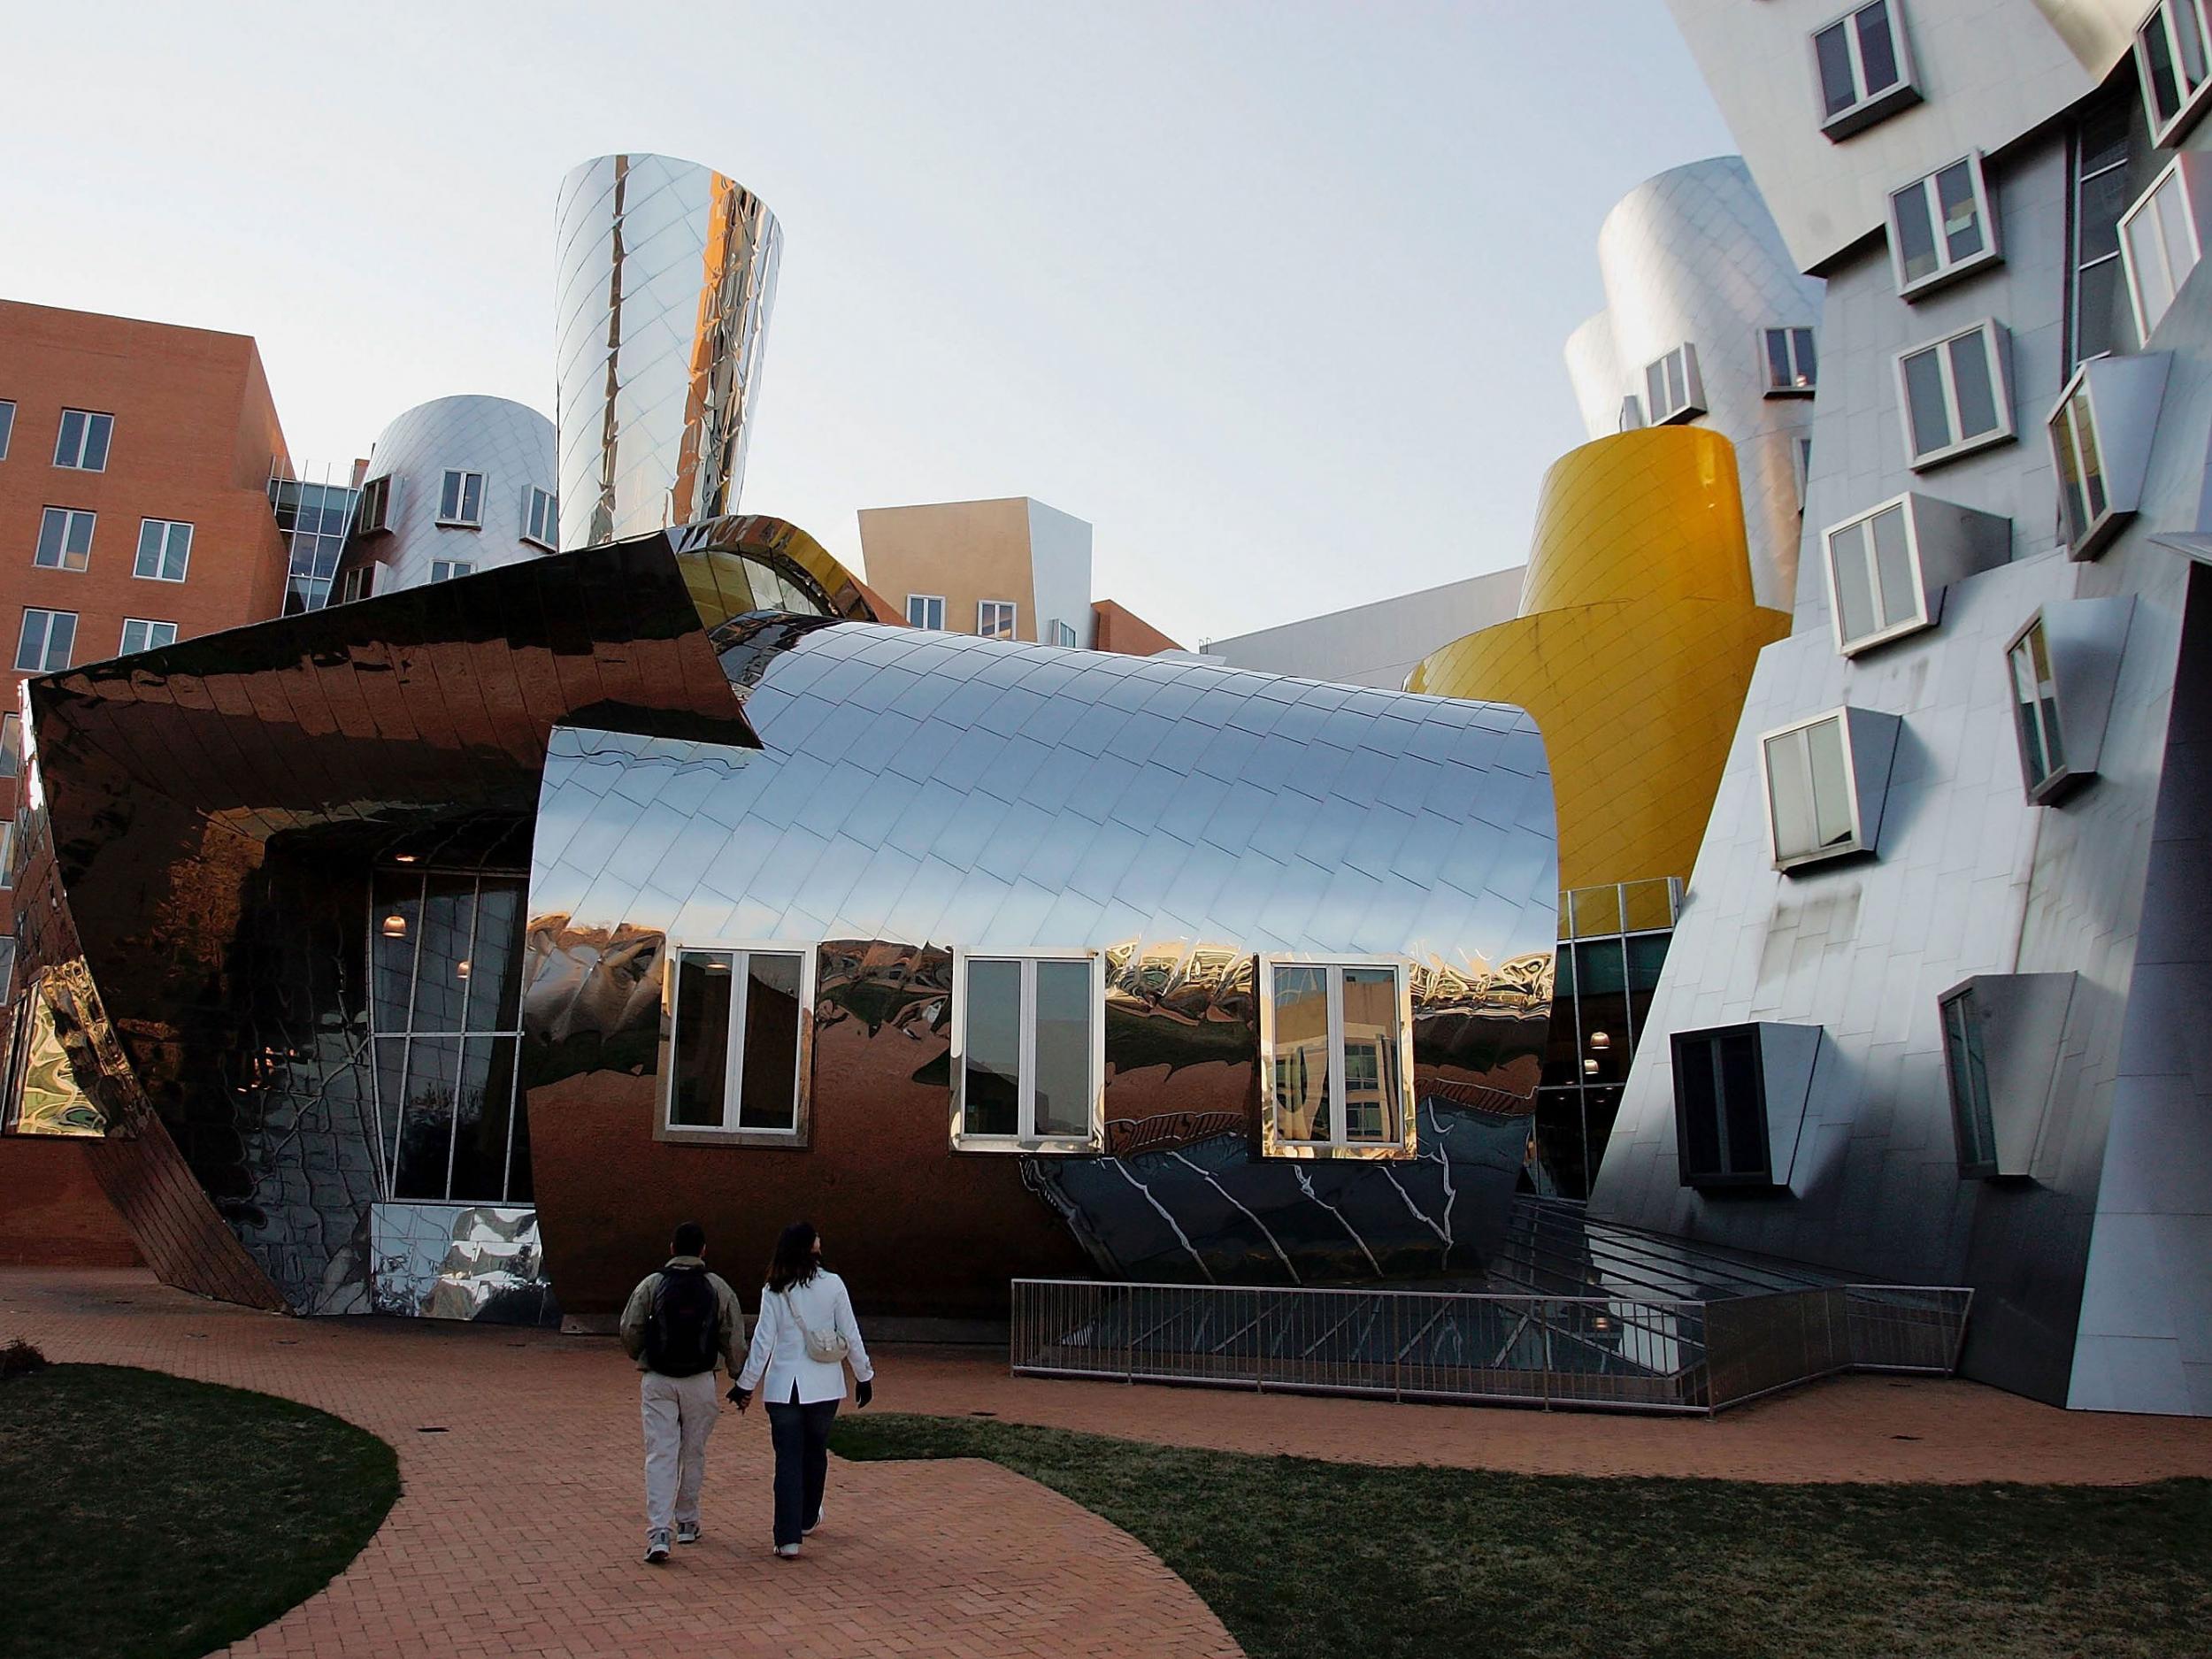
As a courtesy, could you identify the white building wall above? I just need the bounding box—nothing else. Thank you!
[1025,499,1096,649]
[1203,566,1526,690]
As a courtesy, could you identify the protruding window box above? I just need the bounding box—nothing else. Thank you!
[1671,1022,1823,1191]
[2049,354,2171,561]
[1822,492,2008,657]
[1939,973,2078,1179]
[1888,154,2001,299]
[2134,0,2212,150]
[2120,152,2211,346]
[2006,599,2135,805]
[1759,706,1902,872]
[1813,2,1920,141]
[1643,344,1706,426]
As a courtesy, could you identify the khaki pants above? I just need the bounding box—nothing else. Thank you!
[641,1370,718,1533]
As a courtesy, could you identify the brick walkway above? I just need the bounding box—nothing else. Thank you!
[1,1270,1239,1659]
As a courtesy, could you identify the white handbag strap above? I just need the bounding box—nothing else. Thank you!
[781,1286,813,1342]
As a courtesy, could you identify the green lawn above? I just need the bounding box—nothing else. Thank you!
[0,1363,399,1659]
[832,1412,2212,1659]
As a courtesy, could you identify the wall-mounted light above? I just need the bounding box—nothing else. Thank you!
[393,854,418,864]
[1588,1031,1611,1050]
[456,959,471,980]
[380,913,408,938]
[1582,1057,1600,1077]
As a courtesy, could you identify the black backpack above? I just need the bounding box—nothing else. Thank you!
[642,1264,720,1377]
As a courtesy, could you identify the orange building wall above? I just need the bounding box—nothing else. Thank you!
[1092,597,1184,656]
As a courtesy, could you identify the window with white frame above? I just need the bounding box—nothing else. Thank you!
[1051,619,1079,648]
[15,609,75,673]
[978,599,1018,640]
[1763,326,1817,396]
[133,518,192,581]
[1642,344,1706,425]
[1889,155,1999,296]
[0,401,14,460]
[34,508,93,571]
[1897,321,2013,468]
[2136,0,2212,148]
[2008,618,2069,799]
[664,945,813,1140]
[337,565,373,604]
[51,409,112,472]
[2121,155,2204,345]
[1260,959,1414,1156]
[2050,374,2112,557]
[119,618,178,655]
[429,559,474,582]
[953,952,1102,1150]
[1822,497,1925,653]
[0,712,19,779]
[437,469,485,527]
[1939,985,1999,1176]
[907,594,946,630]
[1762,712,1864,867]
[357,474,392,534]
[522,486,557,549]
[1618,395,1646,432]
[1813,1,1917,139]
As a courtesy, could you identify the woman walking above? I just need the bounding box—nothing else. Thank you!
[730,1221,874,1558]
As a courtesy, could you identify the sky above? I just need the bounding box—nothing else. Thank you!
[0,2,1735,648]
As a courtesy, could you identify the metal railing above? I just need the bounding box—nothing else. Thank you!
[1011,1278,1972,1415]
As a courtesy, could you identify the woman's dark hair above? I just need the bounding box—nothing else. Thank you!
[765,1220,820,1294]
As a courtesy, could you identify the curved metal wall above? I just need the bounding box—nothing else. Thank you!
[555,154,782,550]
[337,395,557,592]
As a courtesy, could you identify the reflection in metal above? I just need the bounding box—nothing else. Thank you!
[556,154,782,550]
[4,978,103,1135]
[369,1202,558,1324]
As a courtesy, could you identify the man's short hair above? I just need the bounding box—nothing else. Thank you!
[672,1221,706,1257]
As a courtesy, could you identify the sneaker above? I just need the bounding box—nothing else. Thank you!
[675,1521,702,1545]
[644,1529,672,1565]
[775,1543,801,1559]
[803,1502,823,1535]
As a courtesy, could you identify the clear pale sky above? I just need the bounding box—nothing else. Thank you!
[1,2,1733,646]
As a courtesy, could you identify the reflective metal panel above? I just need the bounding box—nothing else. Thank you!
[369,1201,558,1324]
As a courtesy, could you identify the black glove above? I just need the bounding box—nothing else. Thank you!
[855,1379,873,1409]
[727,1384,751,1410]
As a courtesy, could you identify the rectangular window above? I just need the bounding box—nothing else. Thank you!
[1823,497,1926,653]
[119,618,178,655]
[0,400,13,460]
[664,945,813,1140]
[953,952,1102,1150]
[1762,326,1817,395]
[1618,395,1646,432]
[2121,155,2204,345]
[357,474,392,534]
[2069,99,2136,369]
[1813,1,1917,139]
[337,566,373,604]
[1762,712,1863,868]
[51,409,112,472]
[978,600,1018,640]
[1052,620,1079,648]
[1793,435,1814,513]
[522,486,557,549]
[2050,375,2111,557]
[133,518,192,582]
[2008,619,2069,799]
[15,609,76,673]
[0,821,12,891]
[429,559,474,582]
[0,712,19,780]
[34,508,94,571]
[906,594,946,630]
[1939,987,1999,1176]
[1641,343,1705,425]
[2136,0,2212,148]
[437,469,485,527]
[1889,155,1999,296]
[1896,321,2013,468]
[1260,958,1414,1157]
[1672,1025,1772,1186]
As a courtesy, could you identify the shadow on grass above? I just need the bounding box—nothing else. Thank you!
[0,1363,399,1659]
[832,1412,2212,1659]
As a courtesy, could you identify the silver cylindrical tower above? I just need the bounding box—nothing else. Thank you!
[554,153,782,550]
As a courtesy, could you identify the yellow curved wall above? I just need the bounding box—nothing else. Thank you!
[1409,426,1790,893]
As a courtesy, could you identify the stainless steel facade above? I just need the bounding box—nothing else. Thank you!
[334,395,558,595]
[555,154,781,550]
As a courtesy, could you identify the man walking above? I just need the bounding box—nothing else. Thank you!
[620,1221,745,1564]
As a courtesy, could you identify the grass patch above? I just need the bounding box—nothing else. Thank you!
[0,1363,399,1659]
[832,1412,2212,1659]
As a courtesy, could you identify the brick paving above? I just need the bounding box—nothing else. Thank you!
[0,1270,1238,1659]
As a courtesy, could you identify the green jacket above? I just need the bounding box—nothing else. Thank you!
[619,1256,746,1375]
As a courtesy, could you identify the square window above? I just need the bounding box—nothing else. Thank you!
[978,600,1018,640]
[429,560,474,582]
[52,409,112,472]
[357,475,393,534]
[2136,0,2212,148]
[437,469,485,527]
[1642,344,1705,425]
[2121,153,2207,346]
[1813,1,1920,140]
[1824,498,1923,652]
[1671,1025,1772,1186]
[1762,326,1818,396]
[1895,321,2014,469]
[0,401,14,460]
[119,618,178,655]
[523,486,558,549]
[907,595,946,630]
[1259,958,1416,1158]
[34,508,94,571]
[1888,155,2000,296]
[952,952,1103,1150]
[134,518,192,582]
[662,945,814,1141]
[1758,708,1901,871]
[15,608,76,673]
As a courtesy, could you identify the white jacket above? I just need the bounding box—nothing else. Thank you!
[736,1269,873,1405]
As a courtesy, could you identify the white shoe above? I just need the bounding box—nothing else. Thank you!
[675,1521,701,1545]
[804,1502,823,1535]
[644,1529,672,1564]
[775,1543,801,1559]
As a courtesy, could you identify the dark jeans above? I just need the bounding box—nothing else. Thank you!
[765,1391,840,1548]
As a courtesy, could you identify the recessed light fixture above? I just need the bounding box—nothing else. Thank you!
[381,913,408,938]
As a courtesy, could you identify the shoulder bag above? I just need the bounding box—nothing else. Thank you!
[781,1284,851,1365]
